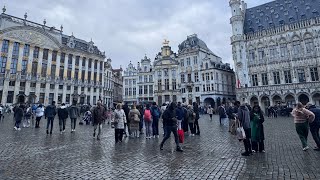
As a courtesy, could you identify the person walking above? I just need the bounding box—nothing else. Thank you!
[207,105,214,121]
[129,104,141,138]
[35,104,45,128]
[151,102,161,138]
[193,102,200,135]
[306,103,320,151]
[23,105,32,128]
[218,104,228,125]
[122,103,130,137]
[175,102,184,136]
[69,101,80,133]
[113,103,127,143]
[187,105,195,136]
[92,101,106,140]
[292,102,315,151]
[238,103,252,156]
[14,104,24,131]
[160,103,168,135]
[45,101,57,135]
[160,102,183,152]
[58,103,69,134]
[0,104,4,121]
[144,104,153,139]
[250,105,265,153]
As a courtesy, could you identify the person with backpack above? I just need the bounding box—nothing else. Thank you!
[92,101,106,140]
[69,101,80,133]
[35,104,45,128]
[193,102,200,135]
[113,103,127,143]
[14,104,24,131]
[129,104,141,138]
[151,102,161,138]
[45,101,57,135]
[144,104,153,139]
[187,105,196,136]
[58,103,69,134]
[219,104,228,125]
[238,103,252,156]
[23,105,32,128]
[160,102,183,152]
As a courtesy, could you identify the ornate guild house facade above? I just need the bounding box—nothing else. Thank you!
[230,0,320,111]
[123,36,236,108]
[0,9,112,106]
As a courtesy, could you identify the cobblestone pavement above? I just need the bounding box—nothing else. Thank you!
[0,114,320,180]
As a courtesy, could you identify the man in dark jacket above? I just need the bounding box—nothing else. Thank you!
[160,102,183,152]
[151,102,161,138]
[122,103,130,136]
[69,101,79,132]
[45,101,57,135]
[14,104,24,131]
[58,103,68,134]
[175,102,184,131]
[193,102,200,135]
[218,104,227,125]
[92,101,106,140]
[238,103,252,156]
[306,103,320,151]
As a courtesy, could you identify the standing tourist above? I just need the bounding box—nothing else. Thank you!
[160,102,183,152]
[45,101,57,135]
[218,104,228,125]
[144,104,153,139]
[250,105,265,153]
[23,105,32,128]
[69,101,79,133]
[193,102,200,135]
[227,102,238,133]
[113,103,127,143]
[160,103,167,135]
[175,102,184,135]
[58,103,69,134]
[292,102,315,151]
[306,103,320,151]
[151,102,161,138]
[14,104,24,131]
[187,105,195,136]
[129,104,141,138]
[122,103,130,137]
[92,101,106,140]
[35,104,45,128]
[207,105,214,121]
[138,105,144,134]
[238,103,252,156]
[0,104,3,121]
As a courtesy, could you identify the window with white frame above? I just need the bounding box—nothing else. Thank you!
[310,67,319,81]
[251,74,258,86]
[284,70,292,84]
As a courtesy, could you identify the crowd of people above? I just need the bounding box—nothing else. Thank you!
[5,98,320,156]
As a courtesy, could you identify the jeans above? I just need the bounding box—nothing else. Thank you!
[15,120,21,128]
[194,119,200,134]
[295,122,309,148]
[139,118,144,132]
[310,122,320,148]
[145,121,152,137]
[46,117,54,133]
[152,118,159,136]
[35,116,42,128]
[252,140,264,152]
[94,123,102,138]
[59,118,66,132]
[189,123,195,134]
[160,126,180,148]
[115,129,124,143]
[71,118,77,130]
[243,128,252,153]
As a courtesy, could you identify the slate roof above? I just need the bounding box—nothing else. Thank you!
[178,34,215,55]
[244,0,320,34]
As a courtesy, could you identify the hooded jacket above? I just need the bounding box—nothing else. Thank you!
[237,105,250,130]
[162,104,177,127]
[58,105,68,119]
[308,105,320,125]
[68,105,79,119]
[45,105,57,118]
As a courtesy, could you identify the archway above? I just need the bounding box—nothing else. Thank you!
[250,96,259,107]
[261,96,270,113]
[216,97,221,107]
[272,95,282,106]
[204,97,215,109]
[312,93,320,106]
[285,94,295,108]
[298,94,310,105]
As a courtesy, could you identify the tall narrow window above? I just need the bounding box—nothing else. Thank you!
[33,46,40,58]
[187,74,192,82]
[305,39,314,53]
[261,73,268,85]
[310,67,319,81]
[10,42,19,74]
[149,85,153,94]
[51,65,56,78]
[193,56,198,64]
[269,45,277,58]
[181,74,185,83]
[75,56,80,66]
[284,70,292,84]
[144,85,148,94]
[273,72,281,84]
[43,49,49,60]
[23,44,30,57]
[280,43,287,57]
[297,69,306,82]
[1,40,9,53]
[165,79,169,90]
[60,53,65,64]
[52,51,57,61]
[21,60,27,75]
[180,59,184,67]
[258,48,265,60]
[172,79,177,90]
[206,73,210,81]
[41,62,47,77]
[249,49,255,61]
[31,62,38,77]
[186,57,191,66]
[158,80,161,91]
[251,74,258,86]
[138,86,142,95]
[10,59,18,74]
[59,66,64,80]
[194,72,199,82]
[292,41,301,55]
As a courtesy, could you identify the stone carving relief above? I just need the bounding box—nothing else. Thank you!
[67,35,75,48]
[2,30,59,49]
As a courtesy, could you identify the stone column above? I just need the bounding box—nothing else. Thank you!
[54,52,61,103]
[45,50,53,105]
[13,43,24,104]
[2,41,14,104]
[70,54,75,102]
[62,53,68,103]
[35,48,43,103]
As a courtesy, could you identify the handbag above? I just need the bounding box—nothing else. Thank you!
[236,118,246,141]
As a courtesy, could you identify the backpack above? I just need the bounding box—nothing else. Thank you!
[144,109,152,121]
[25,108,32,118]
[152,107,160,118]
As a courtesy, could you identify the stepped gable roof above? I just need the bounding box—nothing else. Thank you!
[244,0,320,34]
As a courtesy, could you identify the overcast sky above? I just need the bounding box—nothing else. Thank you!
[3,0,271,69]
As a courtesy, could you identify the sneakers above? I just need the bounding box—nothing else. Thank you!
[50,131,52,135]
[60,131,63,135]
[93,132,96,137]
[261,150,266,153]
[46,130,49,134]
[303,146,310,151]
[176,146,183,152]
[17,128,21,131]
[252,150,256,153]
[160,144,164,150]
[14,126,17,130]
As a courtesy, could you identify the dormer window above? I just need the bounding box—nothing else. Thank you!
[144,66,147,72]
[289,17,295,22]
[279,20,284,25]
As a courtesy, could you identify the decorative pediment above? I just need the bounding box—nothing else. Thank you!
[1,28,60,49]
